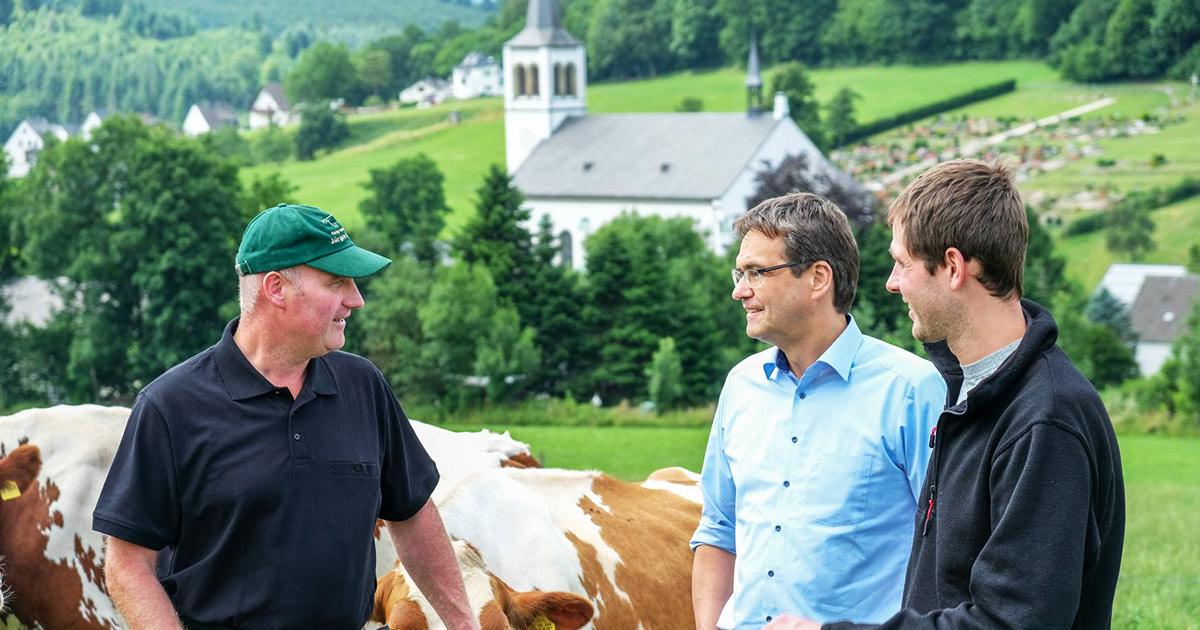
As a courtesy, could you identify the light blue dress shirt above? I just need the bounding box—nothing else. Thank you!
[691,316,947,628]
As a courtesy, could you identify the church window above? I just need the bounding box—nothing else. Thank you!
[513,64,526,96]
[554,63,564,96]
[565,63,577,96]
[559,230,573,268]
[528,64,540,96]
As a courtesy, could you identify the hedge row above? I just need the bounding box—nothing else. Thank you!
[1064,177,1200,237]
[843,78,1018,145]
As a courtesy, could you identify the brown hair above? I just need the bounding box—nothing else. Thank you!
[734,192,859,313]
[887,159,1027,298]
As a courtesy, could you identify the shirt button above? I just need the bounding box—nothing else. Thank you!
[766,616,773,622]
[782,480,790,488]
[292,432,301,441]
[768,570,775,577]
[353,463,363,472]
[775,525,782,532]
[791,436,798,443]
[798,392,807,399]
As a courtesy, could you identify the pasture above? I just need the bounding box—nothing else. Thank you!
[445,424,1200,628]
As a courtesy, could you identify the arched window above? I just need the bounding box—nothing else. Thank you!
[553,63,564,96]
[558,230,573,268]
[513,64,526,96]
[565,63,577,96]
[528,63,540,96]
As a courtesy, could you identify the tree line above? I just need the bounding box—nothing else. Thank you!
[6,0,1200,140]
[5,115,1190,426]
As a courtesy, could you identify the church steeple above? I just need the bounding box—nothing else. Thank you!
[746,34,763,115]
[503,0,587,173]
[509,0,581,47]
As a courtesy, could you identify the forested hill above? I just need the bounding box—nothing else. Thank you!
[133,0,492,37]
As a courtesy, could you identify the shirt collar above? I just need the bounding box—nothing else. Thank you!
[761,314,863,382]
[214,318,339,400]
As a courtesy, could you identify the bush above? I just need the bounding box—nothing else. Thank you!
[1150,153,1167,167]
[1096,157,1116,167]
[675,96,704,112]
[1064,212,1107,236]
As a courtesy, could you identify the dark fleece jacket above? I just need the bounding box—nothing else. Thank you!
[827,299,1125,629]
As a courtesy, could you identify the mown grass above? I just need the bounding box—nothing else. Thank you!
[442,423,711,481]
[1054,194,1200,289]
[437,422,1199,627]
[245,61,1054,235]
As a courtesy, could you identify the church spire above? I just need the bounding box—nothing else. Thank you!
[508,0,580,47]
[746,33,763,115]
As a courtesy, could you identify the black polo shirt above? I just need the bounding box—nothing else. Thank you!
[93,318,439,629]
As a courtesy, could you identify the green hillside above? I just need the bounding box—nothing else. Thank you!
[135,0,491,33]
[247,60,1053,235]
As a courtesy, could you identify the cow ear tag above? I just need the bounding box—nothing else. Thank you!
[0,480,20,501]
[530,615,556,630]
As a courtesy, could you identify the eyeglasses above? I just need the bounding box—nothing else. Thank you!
[731,261,810,289]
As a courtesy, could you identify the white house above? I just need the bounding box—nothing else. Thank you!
[452,52,503,100]
[249,83,293,129]
[81,110,107,140]
[400,78,453,106]
[182,103,238,137]
[505,0,855,267]
[4,118,71,178]
[1127,274,1199,375]
[1095,263,1189,308]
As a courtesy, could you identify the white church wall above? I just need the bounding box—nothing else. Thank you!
[715,119,823,249]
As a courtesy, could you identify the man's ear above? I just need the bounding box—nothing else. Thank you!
[809,261,835,300]
[943,247,976,290]
[262,271,291,306]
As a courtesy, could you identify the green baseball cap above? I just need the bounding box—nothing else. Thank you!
[235,204,391,278]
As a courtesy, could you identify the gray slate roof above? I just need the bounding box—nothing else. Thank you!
[1129,274,1199,342]
[260,83,291,111]
[196,102,238,126]
[458,52,498,68]
[507,0,579,47]
[1096,263,1188,307]
[513,113,789,200]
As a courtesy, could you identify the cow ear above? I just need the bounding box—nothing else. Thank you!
[492,576,594,630]
[0,444,41,498]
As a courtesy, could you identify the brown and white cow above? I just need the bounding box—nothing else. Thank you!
[0,404,538,629]
[374,467,703,630]
[1,442,43,615]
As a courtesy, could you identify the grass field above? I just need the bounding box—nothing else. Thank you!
[1055,195,1200,288]
[442,424,1199,627]
[245,61,1054,235]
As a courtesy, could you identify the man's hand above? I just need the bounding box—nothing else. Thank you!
[764,615,821,630]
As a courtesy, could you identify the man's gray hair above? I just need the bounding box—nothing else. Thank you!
[238,266,304,317]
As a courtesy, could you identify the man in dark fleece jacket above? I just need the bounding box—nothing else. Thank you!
[766,159,1125,630]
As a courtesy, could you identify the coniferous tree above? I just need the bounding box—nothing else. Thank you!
[528,216,588,396]
[454,165,537,322]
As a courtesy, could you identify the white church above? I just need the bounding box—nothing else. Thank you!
[505,0,852,267]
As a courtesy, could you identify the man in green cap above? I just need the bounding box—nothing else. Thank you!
[94,204,479,629]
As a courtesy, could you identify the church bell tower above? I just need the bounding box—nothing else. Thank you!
[503,0,588,173]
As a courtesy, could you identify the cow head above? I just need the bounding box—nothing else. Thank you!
[373,541,594,630]
[0,443,43,613]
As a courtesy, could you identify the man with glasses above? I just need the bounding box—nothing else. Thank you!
[691,192,946,629]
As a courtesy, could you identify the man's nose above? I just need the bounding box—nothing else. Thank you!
[346,279,365,308]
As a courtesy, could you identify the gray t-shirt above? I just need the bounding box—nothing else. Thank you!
[957,338,1022,405]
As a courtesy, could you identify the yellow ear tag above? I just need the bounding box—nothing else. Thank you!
[0,480,20,501]
[530,615,556,630]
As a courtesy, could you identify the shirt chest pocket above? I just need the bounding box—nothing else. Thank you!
[798,452,877,527]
